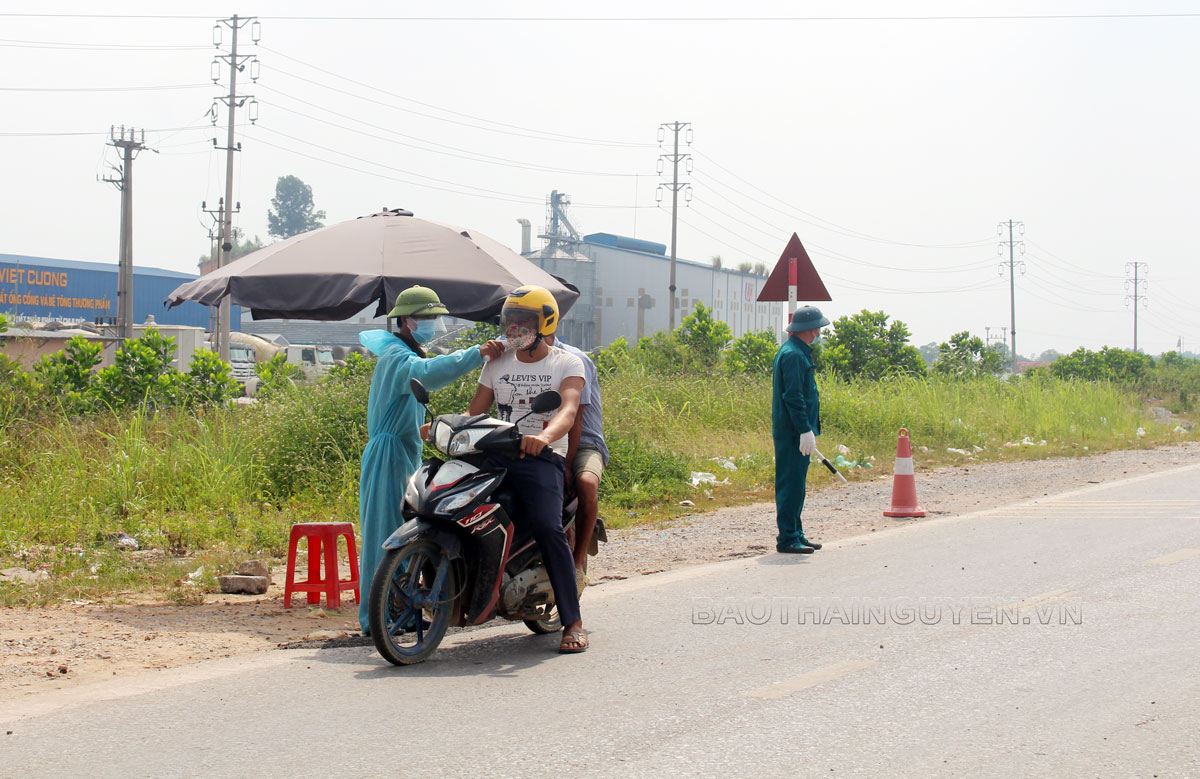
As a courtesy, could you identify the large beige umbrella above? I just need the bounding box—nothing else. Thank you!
[165,208,577,321]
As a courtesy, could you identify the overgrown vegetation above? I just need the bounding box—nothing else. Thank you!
[0,304,1195,605]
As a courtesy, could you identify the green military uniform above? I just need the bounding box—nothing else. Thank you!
[772,306,828,551]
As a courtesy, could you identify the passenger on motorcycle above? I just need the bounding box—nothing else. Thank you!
[467,285,590,653]
[544,332,608,594]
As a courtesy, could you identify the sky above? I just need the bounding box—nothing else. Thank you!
[3,0,1198,358]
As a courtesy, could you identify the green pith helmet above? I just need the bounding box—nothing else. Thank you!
[387,285,450,318]
[787,305,830,333]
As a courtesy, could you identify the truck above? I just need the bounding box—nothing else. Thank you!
[285,344,334,381]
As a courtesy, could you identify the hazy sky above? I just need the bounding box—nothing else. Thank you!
[3,1,1197,357]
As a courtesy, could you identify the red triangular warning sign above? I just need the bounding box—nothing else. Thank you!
[756,233,832,302]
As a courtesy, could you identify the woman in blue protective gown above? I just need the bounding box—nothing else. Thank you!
[356,285,504,634]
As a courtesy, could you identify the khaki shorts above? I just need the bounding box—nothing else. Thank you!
[572,446,606,480]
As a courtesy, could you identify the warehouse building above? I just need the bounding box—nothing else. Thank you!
[519,192,789,351]
[0,253,236,330]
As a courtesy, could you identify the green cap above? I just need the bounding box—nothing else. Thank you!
[387,285,450,318]
[787,305,830,333]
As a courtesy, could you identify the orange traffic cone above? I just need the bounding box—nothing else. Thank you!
[883,428,926,518]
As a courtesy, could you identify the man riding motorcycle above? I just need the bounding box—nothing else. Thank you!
[466,285,589,653]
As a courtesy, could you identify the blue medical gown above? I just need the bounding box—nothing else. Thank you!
[357,335,483,632]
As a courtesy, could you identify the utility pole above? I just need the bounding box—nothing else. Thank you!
[210,14,260,361]
[100,126,148,340]
[657,122,692,330]
[997,220,1025,372]
[1125,261,1148,353]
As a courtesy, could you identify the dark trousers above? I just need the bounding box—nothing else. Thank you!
[487,452,581,626]
[774,436,811,548]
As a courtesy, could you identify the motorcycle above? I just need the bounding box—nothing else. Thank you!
[368,378,605,665]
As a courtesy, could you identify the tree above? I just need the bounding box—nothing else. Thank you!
[723,330,778,375]
[267,174,326,239]
[196,227,263,266]
[677,302,732,368]
[1047,346,1154,383]
[917,342,940,367]
[819,309,926,380]
[736,261,754,273]
[710,254,723,270]
[932,331,1006,378]
[1036,348,1061,363]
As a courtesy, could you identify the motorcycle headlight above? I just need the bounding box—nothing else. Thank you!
[448,430,474,456]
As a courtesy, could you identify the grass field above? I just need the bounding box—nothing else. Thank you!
[0,368,1190,605]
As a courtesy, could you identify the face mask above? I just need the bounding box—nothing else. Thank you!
[506,323,538,351]
[812,335,824,346]
[409,317,445,344]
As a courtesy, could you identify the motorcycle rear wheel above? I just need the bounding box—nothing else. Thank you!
[369,539,456,665]
[524,606,561,634]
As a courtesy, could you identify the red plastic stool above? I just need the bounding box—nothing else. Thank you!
[283,522,360,610]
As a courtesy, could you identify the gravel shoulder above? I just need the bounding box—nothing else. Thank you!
[3,441,1198,705]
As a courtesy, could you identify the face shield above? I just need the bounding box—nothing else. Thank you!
[408,315,446,345]
[501,309,539,351]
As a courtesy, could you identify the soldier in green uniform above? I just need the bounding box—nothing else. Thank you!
[772,305,830,554]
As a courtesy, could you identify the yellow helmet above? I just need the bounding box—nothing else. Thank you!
[500,285,559,337]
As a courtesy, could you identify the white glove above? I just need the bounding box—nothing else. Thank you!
[798,431,817,456]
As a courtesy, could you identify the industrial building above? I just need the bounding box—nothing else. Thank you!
[520,192,789,351]
[0,253,235,330]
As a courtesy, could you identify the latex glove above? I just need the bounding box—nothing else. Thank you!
[798,431,817,456]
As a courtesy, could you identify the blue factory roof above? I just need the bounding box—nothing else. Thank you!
[583,233,668,256]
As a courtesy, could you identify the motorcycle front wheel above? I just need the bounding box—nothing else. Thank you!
[368,539,457,665]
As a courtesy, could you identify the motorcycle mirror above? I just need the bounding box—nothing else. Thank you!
[530,390,561,415]
[409,378,429,405]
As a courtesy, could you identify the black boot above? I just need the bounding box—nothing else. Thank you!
[799,536,822,550]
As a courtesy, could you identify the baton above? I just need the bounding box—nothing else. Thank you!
[813,447,848,483]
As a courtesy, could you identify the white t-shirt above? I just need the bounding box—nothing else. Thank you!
[479,348,585,456]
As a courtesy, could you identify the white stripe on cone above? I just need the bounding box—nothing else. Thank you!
[894,457,915,476]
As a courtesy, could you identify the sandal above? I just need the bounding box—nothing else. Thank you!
[559,628,589,654]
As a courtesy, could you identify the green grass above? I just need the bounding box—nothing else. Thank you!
[0,366,1192,603]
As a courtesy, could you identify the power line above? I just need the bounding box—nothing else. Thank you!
[259,45,651,149]
[0,37,206,50]
[261,64,651,149]
[691,152,993,248]
[0,83,209,92]
[255,96,642,177]
[1,124,211,137]
[5,12,1200,20]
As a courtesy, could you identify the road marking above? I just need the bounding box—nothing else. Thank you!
[1146,548,1200,566]
[743,660,877,700]
[1003,589,1078,611]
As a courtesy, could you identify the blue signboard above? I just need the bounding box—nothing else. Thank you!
[0,253,237,330]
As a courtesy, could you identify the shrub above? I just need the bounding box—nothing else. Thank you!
[186,348,241,406]
[34,334,102,404]
[723,330,778,375]
[253,352,303,400]
[90,328,189,411]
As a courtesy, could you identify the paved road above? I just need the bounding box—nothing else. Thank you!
[4,465,1199,778]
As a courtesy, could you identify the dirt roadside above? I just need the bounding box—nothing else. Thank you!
[3,441,1198,705]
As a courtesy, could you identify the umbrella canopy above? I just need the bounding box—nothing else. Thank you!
[165,208,578,321]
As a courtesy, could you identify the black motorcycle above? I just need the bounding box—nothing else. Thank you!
[368,378,605,665]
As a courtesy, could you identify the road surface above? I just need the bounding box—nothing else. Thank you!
[3,464,1198,778]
